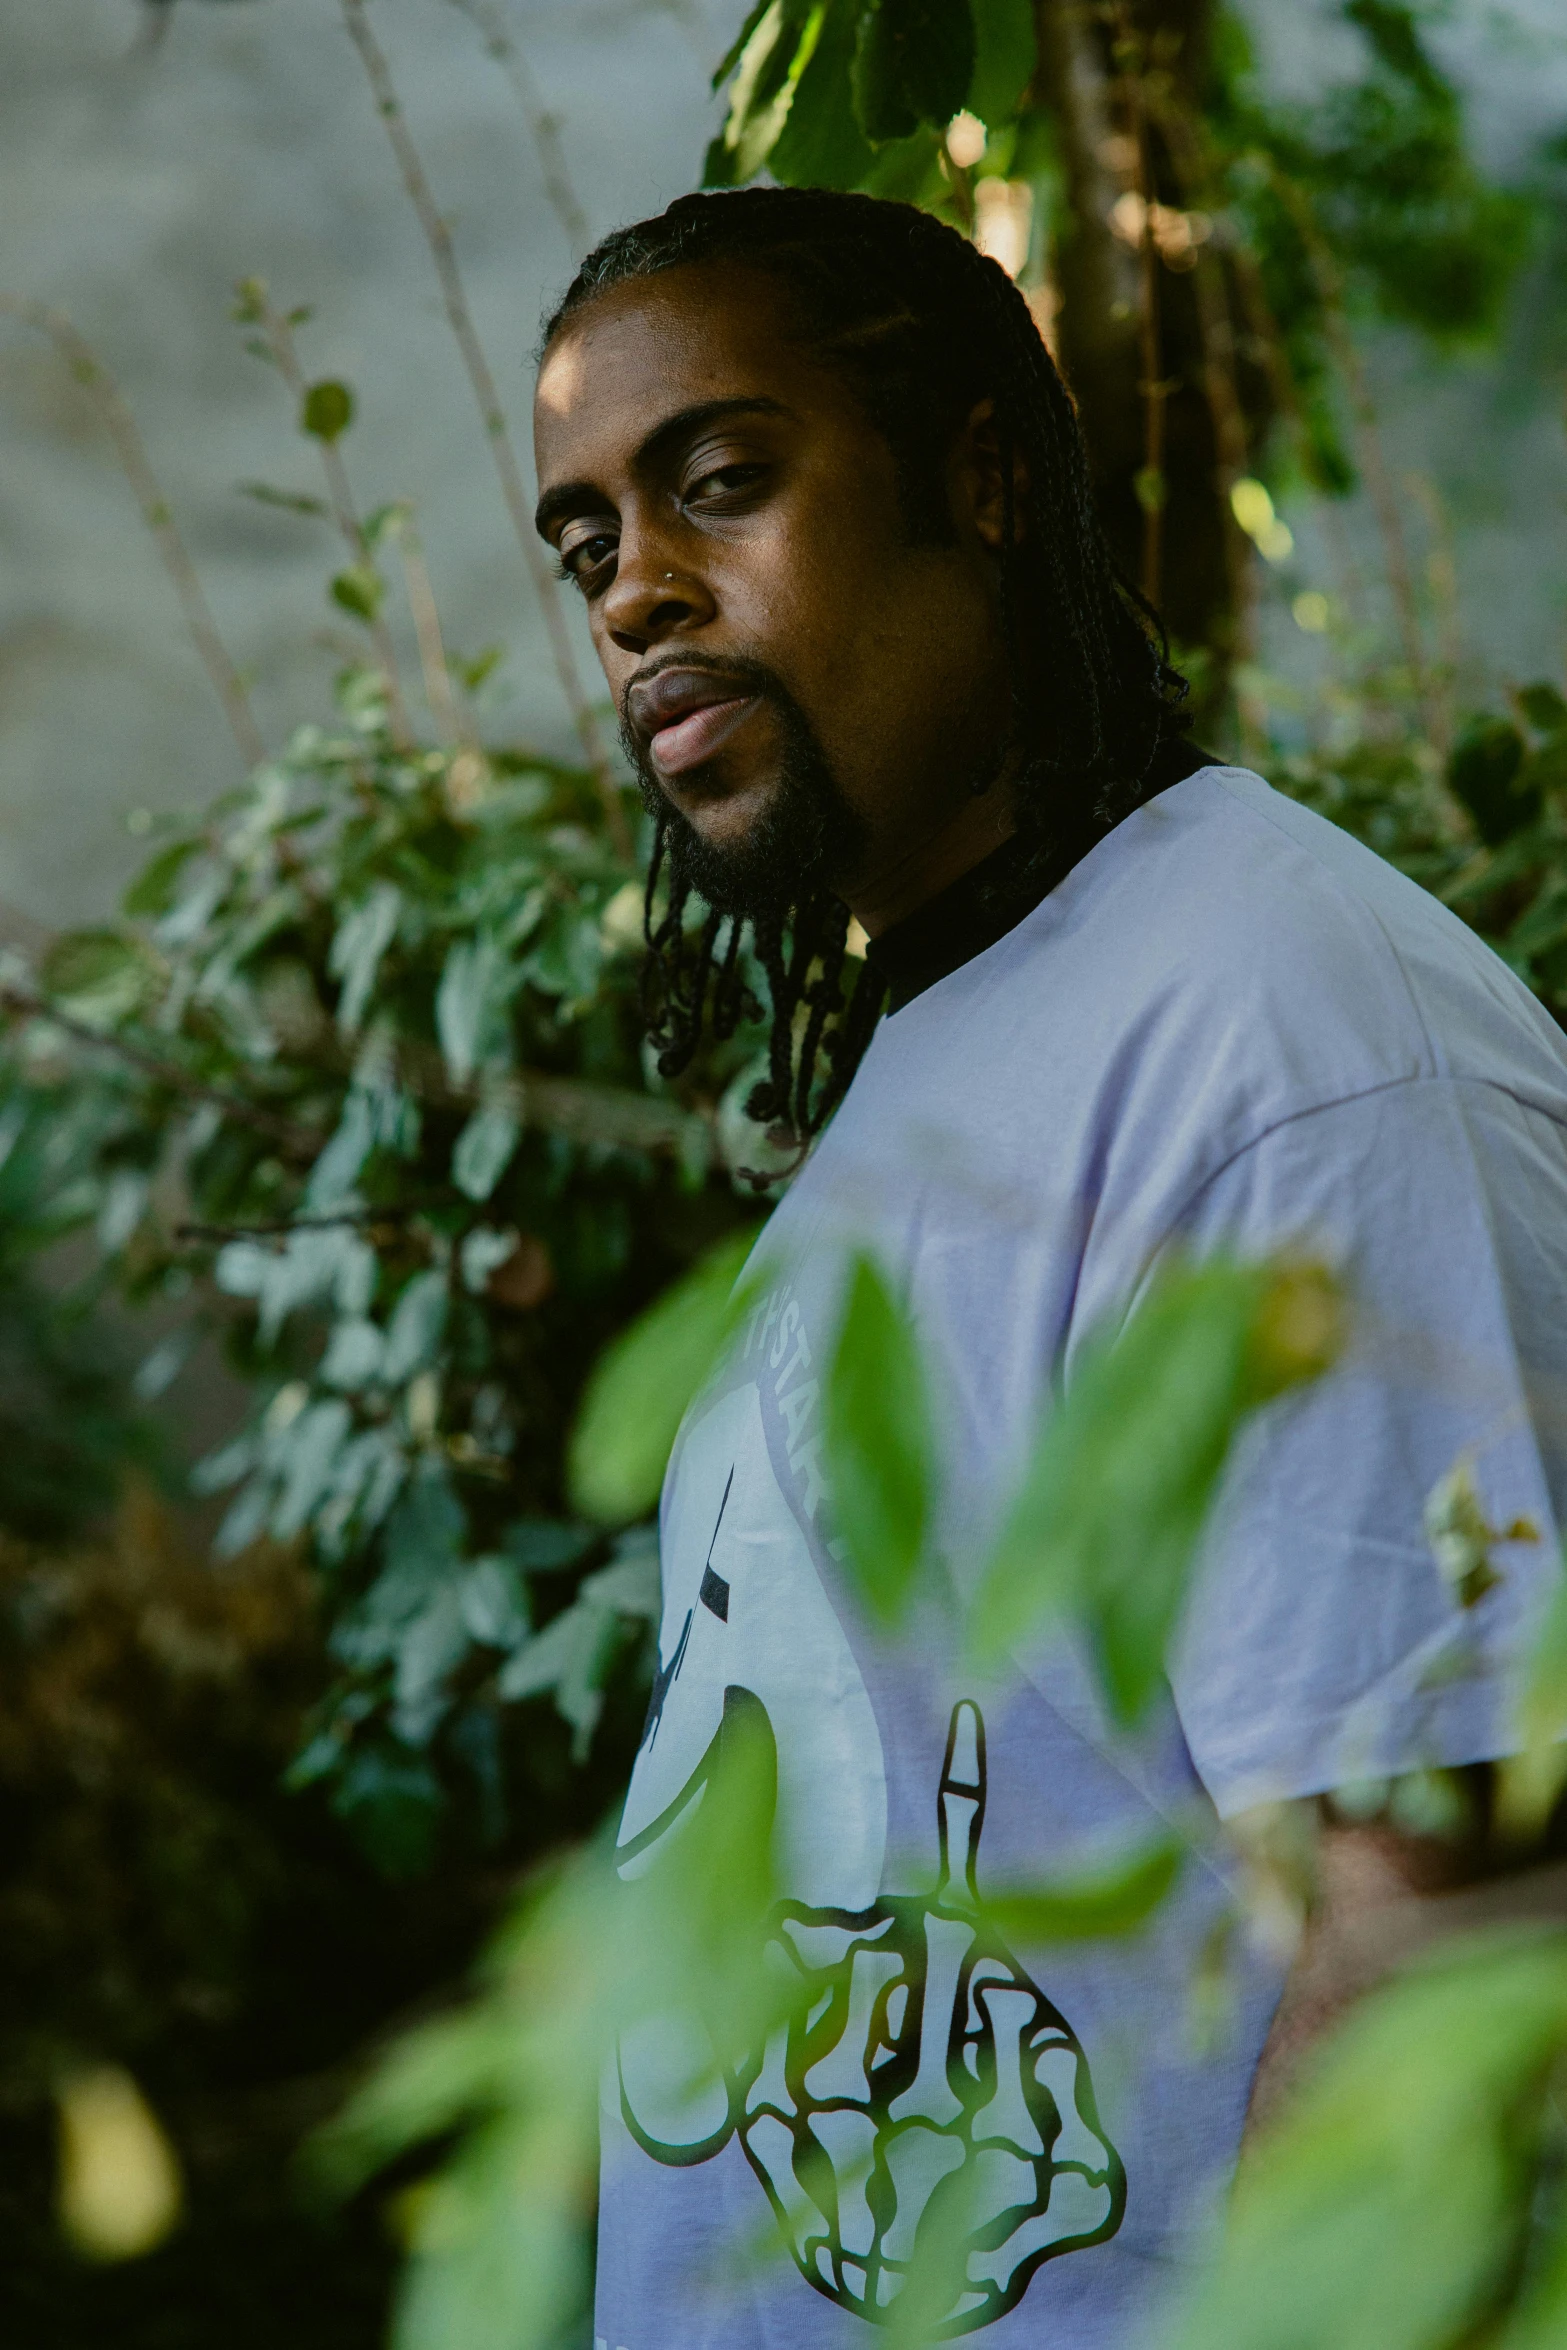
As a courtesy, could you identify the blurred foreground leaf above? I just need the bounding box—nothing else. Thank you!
[971,1260,1341,1719]
[311,1695,784,2350]
[824,1252,932,1623]
[983,1836,1183,1946]
[1448,715,1536,847]
[56,2065,183,2262]
[568,1227,762,1524]
[853,0,976,145]
[1496,1558,1567,1838]
[1164,1931,1567,2350]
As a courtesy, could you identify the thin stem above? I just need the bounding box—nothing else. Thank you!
[338,0,631,858]
[939,139,977,236]
[1141,95,1257,662]
[398,528,462,743]
[1116,27,1167,605]
[1322,302,1430,704]
[1265,171,1433,726]
[251,294,415,750]
[1320,495,1367,628]
[0,984,320,1161]
[0,295,266,771]
[1403,470,1459,759]
[443,0,591,256]
[1190,247,1254,651]
[177,1203,437,1244]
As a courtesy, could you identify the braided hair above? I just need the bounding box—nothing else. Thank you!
[541,187,1188,1151]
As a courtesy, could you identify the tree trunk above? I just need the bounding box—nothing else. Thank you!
[1031,0,1264,709]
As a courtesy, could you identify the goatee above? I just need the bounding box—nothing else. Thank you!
[620,657,867,919]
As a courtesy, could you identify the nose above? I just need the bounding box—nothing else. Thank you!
[602,531,715,657]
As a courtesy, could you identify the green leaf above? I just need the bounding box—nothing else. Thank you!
[301,378,355,441]
[122,838,203,921]
[711,0,775,89]
[328,883,401,1038]
[1495,2179,1567,2350]
[272,1397,353,1541]
[1164,1933,1567,2350]
[982,1836,1182,1944]
[236,480,329,518]
[768,0,879,187]
[1523,735,1567,795]
[452,1096,522,1203]
[393,1583,470,1746]
[305,1090,377,1212]
[41,928,158,1027]
[328,1740,445,1877]
[1517,682,1567,739]
[382,1269,450,1386]
[967,0,1035,125]
[455,645,504,693]
[713,0,829,183]
[330,563,385,624]
[824,1252,932,1624]
[502,1519,596,1574]
[971,1260,1341,1721]
[569,1229,762,1524]
[1496,1556,1567,1836]
[854,0,976,145]
[1448,716,1537,846]
[436,935,511,1087]
[363,499,414,549]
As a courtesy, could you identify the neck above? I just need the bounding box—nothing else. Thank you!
[843,786,1018,939]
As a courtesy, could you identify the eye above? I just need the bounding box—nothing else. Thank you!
[687,461,768,506]
[555,523,618,590]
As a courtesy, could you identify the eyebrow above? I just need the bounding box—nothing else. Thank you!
[533,395,792,539]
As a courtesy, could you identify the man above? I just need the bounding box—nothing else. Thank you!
[534,187,1567,2346]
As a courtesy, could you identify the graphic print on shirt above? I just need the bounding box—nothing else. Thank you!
[614,1378,1124,2335]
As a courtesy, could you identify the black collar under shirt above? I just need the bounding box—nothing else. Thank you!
[865,739,1213,1015]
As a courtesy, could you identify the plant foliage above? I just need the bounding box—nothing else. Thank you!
[3,647,773,1864]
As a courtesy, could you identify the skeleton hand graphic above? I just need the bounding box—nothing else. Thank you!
[620,1700,1125,2336]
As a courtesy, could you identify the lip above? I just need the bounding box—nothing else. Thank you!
[649,694,759,777]
[626,665,762,780]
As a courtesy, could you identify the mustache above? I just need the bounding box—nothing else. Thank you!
[617,654,864,920]
[618,649,792,746]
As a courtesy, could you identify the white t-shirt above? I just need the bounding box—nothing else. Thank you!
[595,765,1567,2349]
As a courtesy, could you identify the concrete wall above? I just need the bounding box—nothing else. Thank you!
[1,0,1564,940]
[0,0,725,933]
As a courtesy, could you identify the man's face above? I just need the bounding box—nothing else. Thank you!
[533,261,1015,919]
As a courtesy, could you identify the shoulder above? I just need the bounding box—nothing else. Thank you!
[1025,764,1567,1112]
[850,764,1567,1199]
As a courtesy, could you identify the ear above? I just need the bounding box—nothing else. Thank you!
[957,397,1029,554]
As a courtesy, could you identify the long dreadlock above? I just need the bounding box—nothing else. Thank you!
[541,187,1188,1150]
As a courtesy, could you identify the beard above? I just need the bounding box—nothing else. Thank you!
[619,654,868,919]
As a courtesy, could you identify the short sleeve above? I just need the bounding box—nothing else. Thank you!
[1164,1077,1567,1817]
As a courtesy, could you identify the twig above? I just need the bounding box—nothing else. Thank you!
[1115,23,1168,606]
[1322,305,1430,701]
[1403,471,1459,759]
[246,288,415,751]
[398,526,462,743]
[177,1202,436,1245]
[443,0,591,256]
[1142,94,1257,662]
[1189,249,1253,646]
[1263,172,1433,726]
[0,295,265,770]
[338,0,631,858]
[0,983,321,1160]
